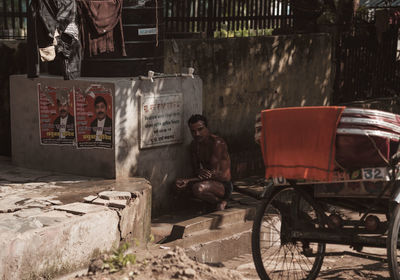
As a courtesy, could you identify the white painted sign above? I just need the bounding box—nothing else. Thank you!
[140,93,183,148]
[138,28,157,36]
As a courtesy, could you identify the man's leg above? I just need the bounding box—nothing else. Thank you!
[191,180,227,210]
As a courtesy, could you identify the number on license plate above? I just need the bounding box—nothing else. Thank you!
[362,167,388,180]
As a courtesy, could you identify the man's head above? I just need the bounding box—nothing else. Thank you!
[94,96,107,121]
[188,114,209,142]
[57,99,69,118]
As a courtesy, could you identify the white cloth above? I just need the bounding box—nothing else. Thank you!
[59,116,68,139]
[95,119,105,141]
[39,30,59,62]
[39,46,56,62]
[64,22,79,40]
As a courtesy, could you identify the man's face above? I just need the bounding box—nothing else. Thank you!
[58,103,69,118]
[95,102,107,120]
[189,121,209,142]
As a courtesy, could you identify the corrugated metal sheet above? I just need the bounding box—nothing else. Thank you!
[360,0,400,7]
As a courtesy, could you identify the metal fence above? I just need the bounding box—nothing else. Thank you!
[334,24,400,104]
[164,0,293,38]
[0,0,28,39]
[1,0,293,40]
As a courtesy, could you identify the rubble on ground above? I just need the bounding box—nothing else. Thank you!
[78,246,244,280]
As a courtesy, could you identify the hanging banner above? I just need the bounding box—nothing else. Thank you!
[38,83,75,145]
[140,93,183,148]
[75,84,113,149]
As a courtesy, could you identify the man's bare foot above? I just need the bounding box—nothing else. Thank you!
[216,200,228,211]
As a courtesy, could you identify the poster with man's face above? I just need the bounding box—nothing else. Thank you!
[75,84,113,149]
[38,84,75,145]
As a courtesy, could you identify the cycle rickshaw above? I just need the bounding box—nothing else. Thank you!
[251,107,400,279]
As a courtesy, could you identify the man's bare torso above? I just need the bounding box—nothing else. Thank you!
[191,134,231,182]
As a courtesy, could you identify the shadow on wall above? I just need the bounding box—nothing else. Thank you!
[113,78,200,216]
[0,40,27,156]
[164,34,333,178]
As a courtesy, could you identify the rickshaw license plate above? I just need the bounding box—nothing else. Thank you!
[361,167,389,180]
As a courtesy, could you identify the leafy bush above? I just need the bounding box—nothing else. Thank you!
[103,242,136,273]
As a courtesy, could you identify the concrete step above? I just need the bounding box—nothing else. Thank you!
[165,221,253,263]
[157,192,258,241]
[169,205,256,240]
[150,192,258,263]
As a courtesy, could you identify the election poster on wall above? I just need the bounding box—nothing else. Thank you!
[74,84,113,149]
[140,93,183,149]
[37,83,75,145]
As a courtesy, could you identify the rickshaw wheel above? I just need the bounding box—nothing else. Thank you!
[387,203,400,279]
[252,186,326,280]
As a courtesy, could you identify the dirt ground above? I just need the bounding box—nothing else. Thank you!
[73,244,392,280]
[224,245,391,280]
[75,246,244,280]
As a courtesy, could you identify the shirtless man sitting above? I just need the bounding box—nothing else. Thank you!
[175,114,232,210]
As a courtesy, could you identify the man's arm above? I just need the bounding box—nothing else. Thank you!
[175,143,202,190]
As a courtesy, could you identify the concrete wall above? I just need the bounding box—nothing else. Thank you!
[9,33,333,213]
[113,77,202,214]
[164,34,333,177]
[10,76,116,178]
[10,75,202,214]
[0,40,26,156]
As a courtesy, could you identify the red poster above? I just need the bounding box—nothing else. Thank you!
[38,84,75,145]
[75,85,113,149]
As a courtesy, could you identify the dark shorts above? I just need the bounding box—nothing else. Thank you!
[222,181,233,200]
[187,180,233,200]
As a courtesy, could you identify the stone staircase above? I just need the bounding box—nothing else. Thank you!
[151,191,260,264]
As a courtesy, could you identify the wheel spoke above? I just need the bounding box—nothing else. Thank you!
[293,242,313,271]
[252,187,325,280]
[263,246,283,271]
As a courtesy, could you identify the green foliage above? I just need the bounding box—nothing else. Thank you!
[148,233,155,243]
[355,6,369,19]
[103,242,136,273]
[214,28,274,38]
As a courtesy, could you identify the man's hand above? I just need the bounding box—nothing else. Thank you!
[197,168,213,180]
[175,178,190,189]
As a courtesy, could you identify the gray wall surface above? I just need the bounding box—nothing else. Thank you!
[10,75,116,178]
[10,75,202,213]
[164,34,333,177]
[113,77,202,214]
[0,40,26,156]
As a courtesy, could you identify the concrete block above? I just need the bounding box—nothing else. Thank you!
[98,191,131,200]
[33,211,71,227]
[108,200,127,209]
[83,195,97,203]
[53,202,108,215]
[0,196,25,213]
[91,198,110,206]
[0,209,120,280]
[13,208,43,218]
[46,199,63,205]
[115,180,152,243]
[17,217,44,233]
[91,198,126,208]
